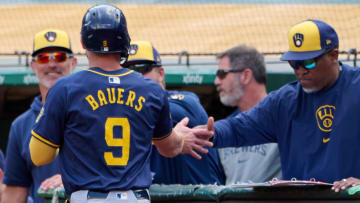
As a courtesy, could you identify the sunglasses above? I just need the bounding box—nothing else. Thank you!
[34,52,73,64]
[288,48,335,70]
[127,64,160,75]
[216,69,244,80]
[288,59,317,70]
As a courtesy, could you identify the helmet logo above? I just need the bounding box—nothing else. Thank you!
[102,40,109,52]
[293,33,304,47]
[129,44,138,55]
[44,32,57,42]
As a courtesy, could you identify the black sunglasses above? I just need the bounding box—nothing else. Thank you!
[216,69,244,80]
[127,64,160,75]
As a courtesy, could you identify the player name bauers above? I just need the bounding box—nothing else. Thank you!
[85,88,146,112]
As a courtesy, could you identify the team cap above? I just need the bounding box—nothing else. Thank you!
[32,29,72,56]
[126,41,162,66]
[280,19,338,61]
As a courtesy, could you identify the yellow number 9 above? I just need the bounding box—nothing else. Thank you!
[104,117,130,166]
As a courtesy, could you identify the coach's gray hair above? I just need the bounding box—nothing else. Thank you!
[217,44,266,84]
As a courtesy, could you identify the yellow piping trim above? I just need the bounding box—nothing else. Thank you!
[31,130,60,148]
[152,131,172,140]
[85,69,134,77]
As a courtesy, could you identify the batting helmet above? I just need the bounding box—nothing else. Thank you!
[81,4,130,58]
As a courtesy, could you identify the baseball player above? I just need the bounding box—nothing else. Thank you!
[2,29,77,203]
[28,4,213,202]
[197,19,360,192]
[125,41,225,185]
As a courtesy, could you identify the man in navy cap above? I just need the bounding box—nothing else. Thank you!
[194,19,360,191]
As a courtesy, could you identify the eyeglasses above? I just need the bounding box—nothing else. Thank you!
[216,69,244,80]
[288,48,335,70]
[127,64,160,75]
[34,52,73,64]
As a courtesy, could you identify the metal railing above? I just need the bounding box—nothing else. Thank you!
[0,49,358,68]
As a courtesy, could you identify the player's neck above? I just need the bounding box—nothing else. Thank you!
[89,59,122,71]
[87,52,123,71]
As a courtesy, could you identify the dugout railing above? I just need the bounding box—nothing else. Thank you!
[38,184,360,203]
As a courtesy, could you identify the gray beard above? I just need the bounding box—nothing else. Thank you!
[220,78,244,107]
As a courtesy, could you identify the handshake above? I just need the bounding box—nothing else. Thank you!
[174,117,215,159]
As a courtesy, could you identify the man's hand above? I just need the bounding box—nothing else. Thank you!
[332,177,360,192]
[39,174,63,191]
[174,117,214,159]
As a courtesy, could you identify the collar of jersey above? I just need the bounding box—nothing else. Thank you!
[85,67,134,77]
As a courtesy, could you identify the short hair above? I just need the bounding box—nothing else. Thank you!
[217,44,267,84]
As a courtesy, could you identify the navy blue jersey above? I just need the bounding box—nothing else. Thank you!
[150,90,225,185]
[32,67,172,195]
[213,63,360,183]
[0,149,4,170]
[4,96,60,203]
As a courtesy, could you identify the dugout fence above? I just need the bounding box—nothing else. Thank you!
[38,184,360,203]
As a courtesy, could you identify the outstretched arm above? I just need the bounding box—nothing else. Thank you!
[153,117,213,159]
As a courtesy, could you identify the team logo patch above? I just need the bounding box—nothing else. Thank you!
[316,105,336,144]
[316,105,335,132]
[44,32,57,42]
[169,94,184,100]
[109,77,120,84]
[293,33,304,47]
[129,44,138,55]
[316,105,335,143]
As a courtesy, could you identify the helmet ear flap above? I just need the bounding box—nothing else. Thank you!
[81,4,131,56]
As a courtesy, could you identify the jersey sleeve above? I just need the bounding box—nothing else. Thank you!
[3,123,32,187]
[31,82,67,148]
[152,89,172,140]
[213,92,279,148]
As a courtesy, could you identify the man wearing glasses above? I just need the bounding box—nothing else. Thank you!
[196,19,360,191]
[125,41,225,185]
[214,44,281,185]
[2,29,77,203]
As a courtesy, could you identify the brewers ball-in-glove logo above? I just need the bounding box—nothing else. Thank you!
[169,94,184,100]
[293,33,304,47]
[44,32,57,42]
[316,105,336,143]
[129,44,138,55]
